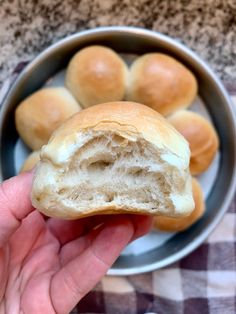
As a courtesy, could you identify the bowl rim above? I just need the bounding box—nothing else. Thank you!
[1,26,236,275]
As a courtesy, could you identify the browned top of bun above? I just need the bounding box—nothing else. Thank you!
[65,45,128,108]
[20,151,41,173]
[168,110,219,175]
[15,87,80,150]
[43,101,190,164]
[126,53,198,116]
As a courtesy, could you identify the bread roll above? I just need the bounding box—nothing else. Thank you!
[153,177,205,232]
[31,101,194,219]
[65,46,128,108]
[126,53,197,116]
[15,87,80,150]
[168,110,219,175]
[20,151,41,173]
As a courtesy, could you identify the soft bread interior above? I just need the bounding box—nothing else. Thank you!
[32,129,193,219]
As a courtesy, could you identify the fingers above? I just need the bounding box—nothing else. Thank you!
[128,214,153,241]
[0,172,35,247]
[48,214,152,247]
[59,214,152,265]
[59,234,91,266]
[47,217,94,246]
[50,216,135,314]
[47,215,110,245]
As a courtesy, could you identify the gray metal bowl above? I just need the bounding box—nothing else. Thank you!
[0,27,236,275]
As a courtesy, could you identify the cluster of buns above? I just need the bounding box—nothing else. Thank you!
[15,45,219,232]
[65,46,197,116]
[65,46,218,177]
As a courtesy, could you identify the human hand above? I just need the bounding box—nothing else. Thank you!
[0,172,152,314]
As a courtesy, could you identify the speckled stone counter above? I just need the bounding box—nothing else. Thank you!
[0,0,236,88]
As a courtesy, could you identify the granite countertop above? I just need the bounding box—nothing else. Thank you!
[0,0,236,89]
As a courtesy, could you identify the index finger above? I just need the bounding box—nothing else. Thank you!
[0,171,34,247]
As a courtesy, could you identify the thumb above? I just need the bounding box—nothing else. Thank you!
[0,171,34,247]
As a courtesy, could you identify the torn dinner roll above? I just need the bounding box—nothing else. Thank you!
[31,101,194,219]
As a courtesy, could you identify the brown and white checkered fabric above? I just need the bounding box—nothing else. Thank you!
[1,67,235,314]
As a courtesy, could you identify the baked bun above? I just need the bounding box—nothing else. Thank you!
[153,177,205,232]
[126,53,197,116]
[65,45,128,108]
[20,151,41,173]
[168,110,219,175]
[15,87,80,150]
[31,101,194,219]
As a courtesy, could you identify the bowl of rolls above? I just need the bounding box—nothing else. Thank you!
[0,27,235,275]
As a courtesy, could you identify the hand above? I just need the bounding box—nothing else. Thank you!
[0,172,151,314]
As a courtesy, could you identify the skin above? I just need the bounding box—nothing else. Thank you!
[0,172,152,314]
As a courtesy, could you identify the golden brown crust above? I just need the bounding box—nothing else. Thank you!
[65,45,128,108]
[15,87,80,150]
[43,101,190,165]
[37,204,161,220]
[126,53,198,116]
[168,110,219,175]
[20,151,41,173]
[153,177,205,232]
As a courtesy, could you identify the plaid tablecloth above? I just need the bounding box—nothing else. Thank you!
[1,64,236,314]
[73,195,236,314]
